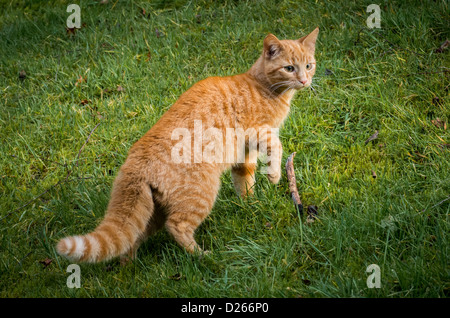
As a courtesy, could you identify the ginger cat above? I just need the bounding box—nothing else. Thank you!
[57,28,319,262]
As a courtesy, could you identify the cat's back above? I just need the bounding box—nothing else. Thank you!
[129,73,261,158]
[151,73,255,128]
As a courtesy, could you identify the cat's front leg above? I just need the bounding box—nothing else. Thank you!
[231,149,258,197]
[231,162,256,197]
[258,126,282,184]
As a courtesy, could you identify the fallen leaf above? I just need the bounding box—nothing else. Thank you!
[432,118,446,129]
[66,27,77,35]
[80,99,90,106]
[435,39,449,53]
[371,170,377,179]
[39,258,53,268]
[95,112,103,120]
[75,75,86,86]
[117,85,125,92]
[19,70,26,81]
[101,42,114,50]
[169,273,183,281]
[432,97,444,106]
[364,130,379,145]
[66,23,85,36]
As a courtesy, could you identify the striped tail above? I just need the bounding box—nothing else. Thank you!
[57,171,154,263]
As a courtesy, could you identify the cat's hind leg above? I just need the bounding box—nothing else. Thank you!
[121,207,167,262]
[164,174,220,254]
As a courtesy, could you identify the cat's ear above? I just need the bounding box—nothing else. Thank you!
[264,34,283,60]
[298,27,319,53]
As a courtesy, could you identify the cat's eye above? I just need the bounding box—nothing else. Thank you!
[284,65,295,73]
[306,63,312,70]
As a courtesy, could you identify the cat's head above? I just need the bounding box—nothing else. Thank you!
[262,27,319,92]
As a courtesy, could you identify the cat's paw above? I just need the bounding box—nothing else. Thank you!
[267,169,281,184]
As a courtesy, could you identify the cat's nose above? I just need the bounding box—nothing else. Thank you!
[299,79,307,85]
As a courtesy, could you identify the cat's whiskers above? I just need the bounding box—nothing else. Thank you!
[309,78,320,94]
[268,80,294,99]
[269,80,291,92]
[280,84,295,96]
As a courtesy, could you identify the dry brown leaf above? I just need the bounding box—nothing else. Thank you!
[75,75,86,86]
[39,258,53,268]
[435,39,449,53]
[365,130,379,145]
[432,118,447,129]
[66,27,77,35]
[19,70,26,81]
[432,97,444,106]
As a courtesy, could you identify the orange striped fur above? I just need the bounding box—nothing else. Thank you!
[57,28,319,262]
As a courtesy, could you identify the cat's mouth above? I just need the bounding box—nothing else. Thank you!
[293,81,309,90]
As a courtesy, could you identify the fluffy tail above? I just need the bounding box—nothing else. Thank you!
[57,170,154,263]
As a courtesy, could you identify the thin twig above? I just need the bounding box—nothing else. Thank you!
[2,122,101,221]
[75,122,101,167]
[374,30,426,57]
[0,176,93,222]
[406,68,450,77]
[422,195,450,213]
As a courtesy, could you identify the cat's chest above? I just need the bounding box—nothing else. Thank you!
[273,104,291,127]
[239,98,290,129]
[263,100,291,128]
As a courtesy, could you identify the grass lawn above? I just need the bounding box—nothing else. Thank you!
[0,0,448,298]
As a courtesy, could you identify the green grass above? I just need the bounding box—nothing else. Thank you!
[0,0,449,298]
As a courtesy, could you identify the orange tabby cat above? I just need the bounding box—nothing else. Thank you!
[57,28,319,262]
